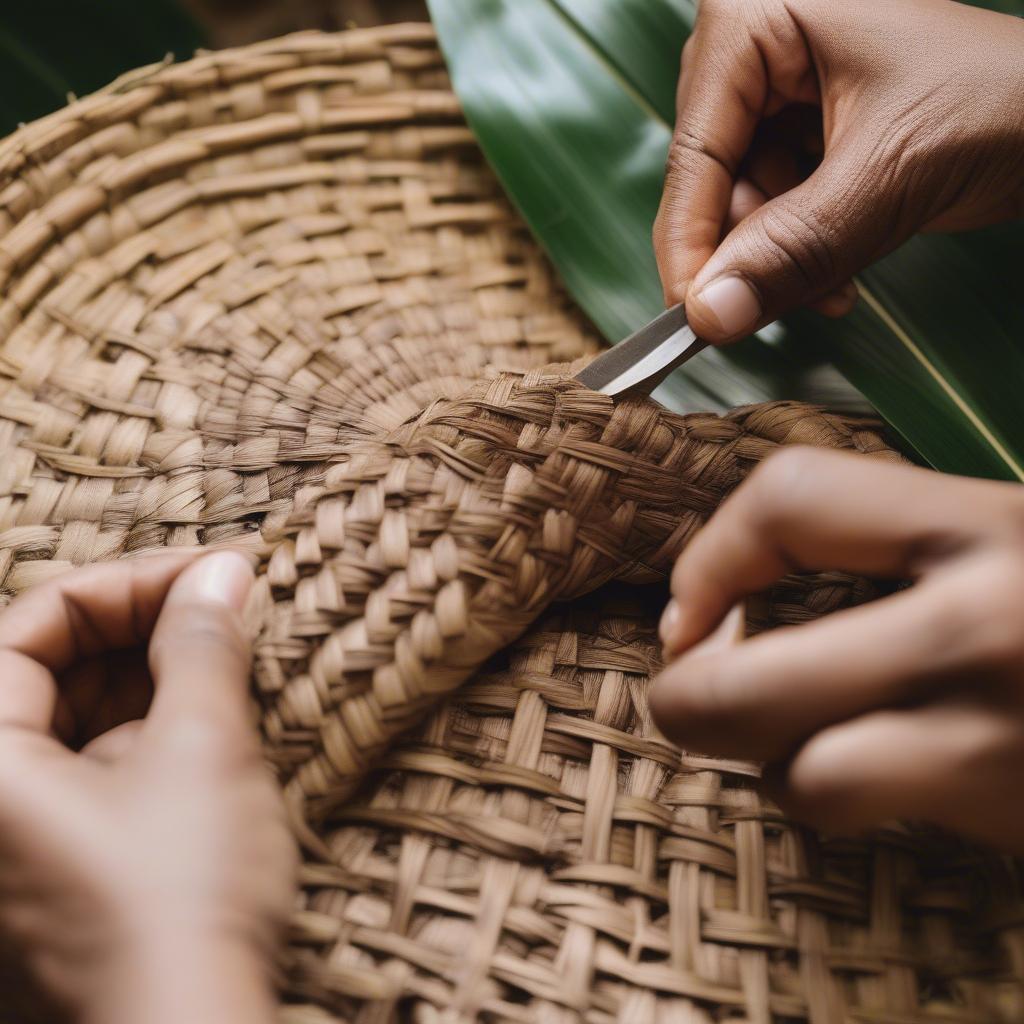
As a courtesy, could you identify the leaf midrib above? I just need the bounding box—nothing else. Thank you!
[857,283,1024,481]
[544,0,675,125]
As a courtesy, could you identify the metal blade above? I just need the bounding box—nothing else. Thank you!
[574,304,706,398]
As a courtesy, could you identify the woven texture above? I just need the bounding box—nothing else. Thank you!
[252,375,894,831]
[286,588,1024,1024]
[1,25,1022,1023]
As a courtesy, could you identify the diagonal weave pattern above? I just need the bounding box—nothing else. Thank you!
[1,24,1022,1024]
[250,373,893,826]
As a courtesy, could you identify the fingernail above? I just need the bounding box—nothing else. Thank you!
[169,550,254,611]
[693,602,746,655]
[693,275,761,337]
[659,599,681,649]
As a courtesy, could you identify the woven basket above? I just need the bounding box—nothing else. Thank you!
[1,25,1022,1023]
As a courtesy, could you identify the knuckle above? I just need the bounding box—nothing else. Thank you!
[961,571,1024,670]
[664,130,703,185]
[920,590,988,669]
[666,127,711,170]
[742,447,827,522]
[918,551,1024,674]
[651,653,737,743]
[152,605,250,672]
[158,714,255,772]
[754,202,842,292]
[159,715,225,758]
[665,123,735,185]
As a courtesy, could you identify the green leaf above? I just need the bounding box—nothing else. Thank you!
[429,0,1024,480]
[0,2,204,136]
[551,0,694,122]
[962,0,1024,12]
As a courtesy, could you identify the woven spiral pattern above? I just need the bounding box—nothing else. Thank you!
[0,23,592,592]
[1,25,1022,1024]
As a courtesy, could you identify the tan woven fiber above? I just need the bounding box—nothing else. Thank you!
[252,374,893,830]
[285,587,1024,1024]
[1,25,1022,1023]
[0,22,893,825]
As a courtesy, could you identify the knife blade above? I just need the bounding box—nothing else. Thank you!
[573,304,706,399]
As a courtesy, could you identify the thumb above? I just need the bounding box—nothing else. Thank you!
[685,149,901,344]
[146,550,256,740]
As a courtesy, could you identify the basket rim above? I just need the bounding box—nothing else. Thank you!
[0,23,439,180]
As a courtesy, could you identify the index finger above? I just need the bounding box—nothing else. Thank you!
[0,552,198,674]
[653,9,766,305]
[650,577,980,762]
[661,448,1012,657]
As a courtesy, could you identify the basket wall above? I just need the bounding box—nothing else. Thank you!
[0,25,1022,1024]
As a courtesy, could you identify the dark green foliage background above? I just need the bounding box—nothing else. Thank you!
[0,2,203,134]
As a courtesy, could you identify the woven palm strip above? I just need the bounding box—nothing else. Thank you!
[0,24,1021,1023]
[0,25,594,581]
[283,587,1024,1024]
[251,373,895,829]
[251,372,901,827]
[0,23,891,820]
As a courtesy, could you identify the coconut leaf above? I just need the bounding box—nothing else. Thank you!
[429,0,1024,480]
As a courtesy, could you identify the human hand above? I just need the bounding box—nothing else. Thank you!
[0,552,296,1024]
[654,0,1024,343]
[651,449,1024,850]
